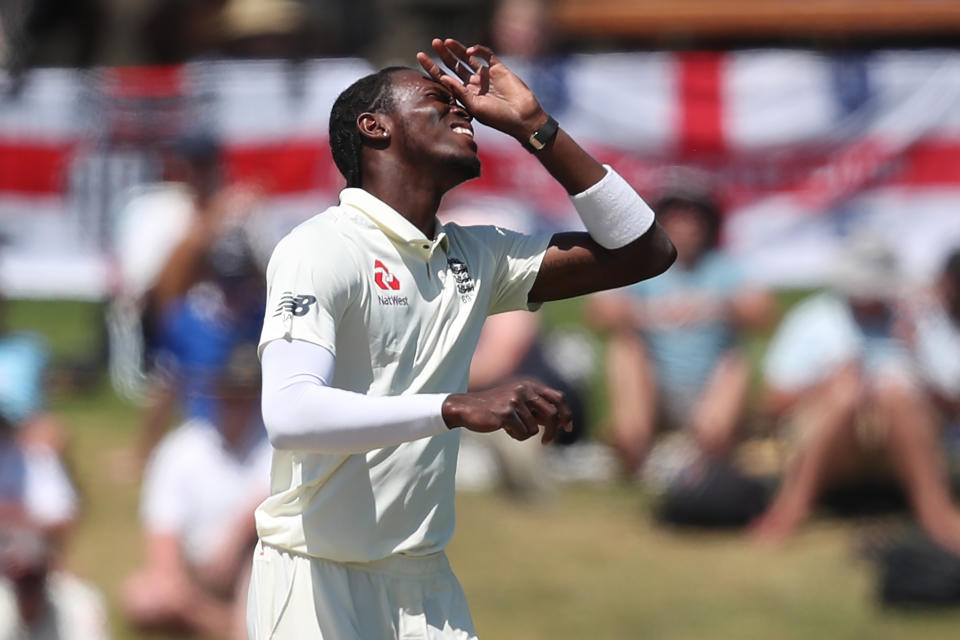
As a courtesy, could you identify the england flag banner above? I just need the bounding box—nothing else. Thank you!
[2,50,960,298]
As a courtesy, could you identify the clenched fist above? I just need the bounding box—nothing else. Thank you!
[441,378,573,444]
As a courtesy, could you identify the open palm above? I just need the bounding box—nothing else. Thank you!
[417,38,546,143]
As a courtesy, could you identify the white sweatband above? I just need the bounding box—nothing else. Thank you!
[261,339,450,453]
[569,165,656,249]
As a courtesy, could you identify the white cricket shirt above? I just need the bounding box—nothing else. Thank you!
[256,188,552,562]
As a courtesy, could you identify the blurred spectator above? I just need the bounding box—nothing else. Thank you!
[912,248,960,424]
[490,0,569,115]
[109,131,265,464]
[752,236,960,553]
[443,201,591,496]
[588,192,772,485]
[0,307,76,548]
[491,0,551,59]
[460,302,593,497]
[122,344,270,639]
[0,528,109,640]
[0,311,68,457]
[0,418,76,548]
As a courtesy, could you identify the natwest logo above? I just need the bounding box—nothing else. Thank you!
[373,260,400,291]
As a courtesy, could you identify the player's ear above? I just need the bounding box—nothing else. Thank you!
[358,112,391,146]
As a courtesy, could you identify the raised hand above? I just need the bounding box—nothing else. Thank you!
[442,378,573,445]
[416,38,548,144]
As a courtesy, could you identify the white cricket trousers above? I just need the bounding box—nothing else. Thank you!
[247,541,478,639]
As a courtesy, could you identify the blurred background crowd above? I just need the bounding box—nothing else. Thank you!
[3,1,960,638]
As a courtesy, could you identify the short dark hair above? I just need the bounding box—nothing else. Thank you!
[655,192,722,250]
[329,67,408,188]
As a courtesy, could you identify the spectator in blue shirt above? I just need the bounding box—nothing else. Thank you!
[588,191,772,484]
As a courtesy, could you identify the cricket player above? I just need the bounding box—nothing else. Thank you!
[248,38,677,639]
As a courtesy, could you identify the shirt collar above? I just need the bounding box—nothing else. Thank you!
[340,188,449,258]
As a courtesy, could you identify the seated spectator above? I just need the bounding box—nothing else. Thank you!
[458,308,594,496]
[912,248,960,425]
[122,344,271,639]
[752,236,960,552]
[0,528,109,640]
[0,413,77,549]
[0,300,70,458]
[440,200,591,496]
[588,191,772,484]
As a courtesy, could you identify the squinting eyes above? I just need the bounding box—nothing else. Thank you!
[425,91,456,104]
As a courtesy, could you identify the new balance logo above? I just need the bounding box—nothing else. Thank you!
[273,292,317,318]
[374,260,400,291]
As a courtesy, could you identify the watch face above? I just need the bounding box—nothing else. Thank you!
[528,136,546,150]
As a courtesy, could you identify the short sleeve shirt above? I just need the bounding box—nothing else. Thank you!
[0,441,77,527]
[256,188,552,562]
[624,251,742,396]
[764,292,915,392]
[910,299,960,400]
[141,419,272,566]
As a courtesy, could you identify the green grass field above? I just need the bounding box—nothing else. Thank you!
[15,299,960,639]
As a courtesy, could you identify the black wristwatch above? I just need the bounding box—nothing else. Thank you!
[523,115,559,153]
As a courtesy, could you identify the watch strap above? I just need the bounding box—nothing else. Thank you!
[524,115,559,152]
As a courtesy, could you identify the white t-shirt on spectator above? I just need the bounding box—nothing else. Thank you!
[914,301,960,400]
[764,292,918,392]
[0,440,77,527]
[141,419,272,566]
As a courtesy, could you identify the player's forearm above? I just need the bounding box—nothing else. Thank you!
[143,532,188,577]
[148,222,217,316]
[527,158,676,303]
[262,381,449,453]
[529,125,608,196]
[261,339,449,453]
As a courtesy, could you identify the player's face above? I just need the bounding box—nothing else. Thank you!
[386,70,480,181]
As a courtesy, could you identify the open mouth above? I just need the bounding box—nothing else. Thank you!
[451,123,474,138]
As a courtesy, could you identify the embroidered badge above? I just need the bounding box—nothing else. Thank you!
[448,258,474,298]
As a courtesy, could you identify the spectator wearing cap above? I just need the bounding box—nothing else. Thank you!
[588,192,773,486]
[0,528,109,640]
[122,343,271,639]
[752,236,960,552]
